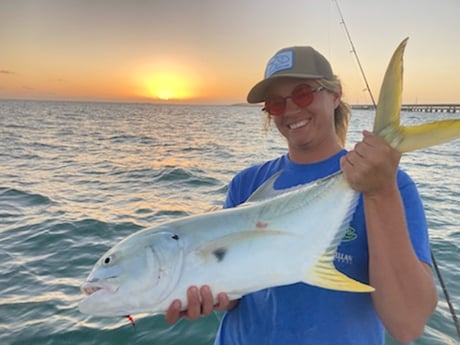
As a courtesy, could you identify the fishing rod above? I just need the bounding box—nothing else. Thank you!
[332,0,376,108]
[431,251,460,337]
[332,0,460,339]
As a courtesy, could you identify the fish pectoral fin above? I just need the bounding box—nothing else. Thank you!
[304,254,374,293]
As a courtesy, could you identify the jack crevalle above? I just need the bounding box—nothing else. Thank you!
[79,38,460,317]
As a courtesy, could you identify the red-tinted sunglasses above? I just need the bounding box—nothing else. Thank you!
[263,84,325,116]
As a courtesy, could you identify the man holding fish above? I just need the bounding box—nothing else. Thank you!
[165,43,438,344]
[81,39,460,343]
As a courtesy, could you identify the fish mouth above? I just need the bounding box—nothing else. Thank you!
[81,280,118,296]
[82,284,104,296]
[79,280,120,316]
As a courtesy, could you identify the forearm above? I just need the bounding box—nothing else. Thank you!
[364,185,437,342]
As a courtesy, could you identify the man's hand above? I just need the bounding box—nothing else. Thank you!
[341,130,401,197]
[165,285,237,324]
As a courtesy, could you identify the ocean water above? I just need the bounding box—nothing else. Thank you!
[0,99,458,345]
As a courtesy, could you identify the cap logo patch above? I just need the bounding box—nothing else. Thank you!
[265,50,293,78]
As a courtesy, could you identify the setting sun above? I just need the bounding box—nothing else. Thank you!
[144,72,192,100]
[134,59,200,101]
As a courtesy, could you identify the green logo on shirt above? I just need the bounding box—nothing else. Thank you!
[342,227,357,242]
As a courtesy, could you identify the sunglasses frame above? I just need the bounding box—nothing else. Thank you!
[263,84,325,116]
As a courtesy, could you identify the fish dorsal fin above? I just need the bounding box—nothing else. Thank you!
[246,170,341,204]
[246,170,284,203]
[252,171,346,222]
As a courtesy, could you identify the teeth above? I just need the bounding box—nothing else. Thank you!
[289,119,309,129]
[82,286,102,296]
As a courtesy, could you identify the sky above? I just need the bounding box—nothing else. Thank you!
[1,0,459,105]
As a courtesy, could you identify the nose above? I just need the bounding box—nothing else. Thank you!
[283,97,301,115]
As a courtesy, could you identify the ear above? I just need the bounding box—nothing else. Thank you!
[333,89,342,109]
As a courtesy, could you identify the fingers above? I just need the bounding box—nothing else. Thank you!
[185,286,202,320]
[200,286,215,316]
[215,292,239,311]
[165,286,232,325]
[343,148,364,168]
[215,292,230,311]
[342,132,375,170]
[346,130,395,168]
[342,130,402,194]
[165,299,182,325]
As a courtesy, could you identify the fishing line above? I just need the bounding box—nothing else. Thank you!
[332,0,459,339]
[431,252,460,338]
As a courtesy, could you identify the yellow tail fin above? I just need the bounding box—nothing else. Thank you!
[397,120,460,153]
[374,37,460,152]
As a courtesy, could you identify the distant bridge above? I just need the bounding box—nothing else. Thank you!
[352,104,460,113]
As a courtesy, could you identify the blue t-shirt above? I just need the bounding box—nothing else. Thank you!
[214,150,431,345]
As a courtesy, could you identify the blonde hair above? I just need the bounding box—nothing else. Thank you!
[318,78,351,147]
[263,77,351,147]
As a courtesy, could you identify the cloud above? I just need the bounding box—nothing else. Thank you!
[0,70,15,75]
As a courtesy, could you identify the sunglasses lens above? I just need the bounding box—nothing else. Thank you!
[264,97,285,116]
[264,84,318,116]
[291,85,314,107]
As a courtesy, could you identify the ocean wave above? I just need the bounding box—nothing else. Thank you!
[0,186,54,212]
[153,167,220,187]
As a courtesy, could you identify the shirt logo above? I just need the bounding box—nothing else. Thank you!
[342,226,357,242]
[265,50,293,78]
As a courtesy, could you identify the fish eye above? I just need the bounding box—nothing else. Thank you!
[103,256,112,265]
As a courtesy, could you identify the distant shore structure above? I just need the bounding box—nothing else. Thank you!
[351,104,460,113]
[233,103,459,113]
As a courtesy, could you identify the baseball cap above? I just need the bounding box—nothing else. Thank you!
[247,46,334,103]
